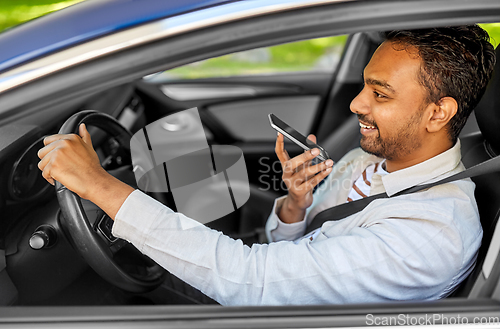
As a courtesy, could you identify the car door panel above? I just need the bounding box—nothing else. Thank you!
[136,71,336,192]
[207,95,320,141]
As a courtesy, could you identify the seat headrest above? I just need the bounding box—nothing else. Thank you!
[475,46,500,155]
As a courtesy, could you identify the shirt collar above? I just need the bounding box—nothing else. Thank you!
[379,139,463,197]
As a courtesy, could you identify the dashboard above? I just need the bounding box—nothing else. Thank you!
[1,84,142,207]
[0,84,145,303]
[8,137,51,202]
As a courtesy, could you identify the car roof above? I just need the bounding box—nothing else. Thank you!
[0,0,234,73]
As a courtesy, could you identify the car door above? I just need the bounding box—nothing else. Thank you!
[2,1,500,327]
[134,33,373,193]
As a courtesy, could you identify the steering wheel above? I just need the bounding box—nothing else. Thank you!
[55,110,166,293]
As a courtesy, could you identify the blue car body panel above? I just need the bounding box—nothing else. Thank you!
[0,0,236,73]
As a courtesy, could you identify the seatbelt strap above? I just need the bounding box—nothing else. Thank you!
[305,153,500,234]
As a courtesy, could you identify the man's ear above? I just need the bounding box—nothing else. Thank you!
[426,96,458,133]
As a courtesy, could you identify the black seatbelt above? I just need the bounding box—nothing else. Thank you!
[305,153,500,234]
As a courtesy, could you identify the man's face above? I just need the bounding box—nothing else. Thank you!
[350,41,430,161]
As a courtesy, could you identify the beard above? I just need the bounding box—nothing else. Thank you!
[358,111,424,161]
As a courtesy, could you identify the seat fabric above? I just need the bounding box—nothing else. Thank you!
[452,46,500,298]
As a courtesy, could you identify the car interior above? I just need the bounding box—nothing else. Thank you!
[0,19,500,309]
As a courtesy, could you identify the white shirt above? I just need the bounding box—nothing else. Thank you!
[112,140,482,305]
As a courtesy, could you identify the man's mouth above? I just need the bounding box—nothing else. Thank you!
[359,122,377,130]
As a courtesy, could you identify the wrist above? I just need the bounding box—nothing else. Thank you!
[87,171,135,219]
[284,196,305,213]
[279,196,306,224]
[80,167,112,201]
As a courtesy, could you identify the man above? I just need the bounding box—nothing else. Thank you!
[38,25,495,305]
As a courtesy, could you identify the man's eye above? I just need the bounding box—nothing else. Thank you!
[373,91,386,99]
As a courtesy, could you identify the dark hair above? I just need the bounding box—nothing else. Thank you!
[385,26,496,143]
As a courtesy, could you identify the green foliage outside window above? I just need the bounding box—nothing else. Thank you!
[480,23,500,48]
[0,0,84,32]
[161,24,500,80]
[157,35,349,80]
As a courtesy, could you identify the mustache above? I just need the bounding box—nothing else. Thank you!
[357,114,378,128]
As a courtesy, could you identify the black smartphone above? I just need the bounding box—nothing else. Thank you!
[268,113,330,162]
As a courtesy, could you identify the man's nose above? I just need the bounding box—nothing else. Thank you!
[350,89,369,115]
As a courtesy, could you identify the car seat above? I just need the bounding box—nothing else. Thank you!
[451,46,500,298]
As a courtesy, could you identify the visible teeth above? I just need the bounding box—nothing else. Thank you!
[359,122,376,129]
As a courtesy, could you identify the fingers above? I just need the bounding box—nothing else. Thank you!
[79,123,93,145]
[284,158,333,189]
[285,164,332,209]
[37,126,91,187]
[302,165,333,192]
[43,124,90,145]
[39,124,91,158]
[284,147,320,173]
[277,132,329,183]
[307,134,317,144]
[38,137,65,159]
[303,159,334,181]
[37,144,58,185]
[40,163,55,186]
[276,133,320,172]
[275,133,290,164]
[37,139,67,185]
[38,133,78,159]
[42,133,68,146]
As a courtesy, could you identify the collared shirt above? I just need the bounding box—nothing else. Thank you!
[113,140,482,305]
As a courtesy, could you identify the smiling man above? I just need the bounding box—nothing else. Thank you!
[355,36,457,170]
[38,25,495,305]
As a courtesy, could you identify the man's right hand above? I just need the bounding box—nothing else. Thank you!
[275,133,333,224]
[37,123,135,219]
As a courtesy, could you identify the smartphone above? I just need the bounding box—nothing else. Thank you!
[268,113,330,162]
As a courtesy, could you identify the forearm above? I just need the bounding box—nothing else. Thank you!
[114,190,428,306]
[112,190,269,305]
[111,190,311,305]
[82,168,135,220]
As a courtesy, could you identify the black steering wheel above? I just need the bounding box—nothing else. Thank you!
[55,110,166,293]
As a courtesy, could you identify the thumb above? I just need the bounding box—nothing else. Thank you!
[307,134,317,144]
[79,123,93,145]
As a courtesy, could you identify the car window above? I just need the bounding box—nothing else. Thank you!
[0,0,84,33]
[145,35,348,142]
[149,35,348,80]
[481,23,500,47]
